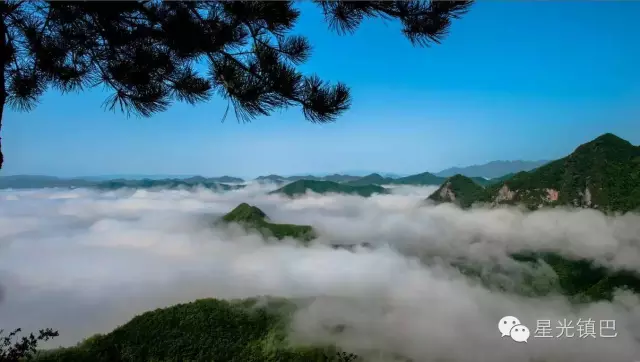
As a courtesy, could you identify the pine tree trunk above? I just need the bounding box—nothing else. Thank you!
[0,6,6,170]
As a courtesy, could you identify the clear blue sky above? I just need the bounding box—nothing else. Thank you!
[3,1,639,178]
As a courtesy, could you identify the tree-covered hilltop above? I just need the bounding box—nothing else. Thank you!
[220,203,317,243]
[423,133,640,212]
[476,133,640,212]
[426,174,485,208]
[32,298,360,362]
[210,176,245,183]
[28,253,640,362]
[320,174,362,183]
[271,180,389,198]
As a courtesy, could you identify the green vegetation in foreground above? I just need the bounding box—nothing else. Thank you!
[479,133,640,212]
[271,180,388,198]
[220,203,316,243]
[33,298,360,362]
[426,174,485,208]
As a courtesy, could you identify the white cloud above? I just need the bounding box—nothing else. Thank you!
[0,184,639,361]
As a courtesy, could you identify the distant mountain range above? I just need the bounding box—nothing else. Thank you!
[76,174,202,181]
[0,175,246,191]
[270,180,389,198]
[0,156,613,194]
[0,172,499,190]
[435,160,550,179]
[254,163,547,184]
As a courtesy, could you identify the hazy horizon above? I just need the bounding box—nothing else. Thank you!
[0,158,550,179]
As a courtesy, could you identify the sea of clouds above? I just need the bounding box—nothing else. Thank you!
[1,183,639,362]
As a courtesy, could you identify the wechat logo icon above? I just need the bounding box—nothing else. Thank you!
[499,316,530,343]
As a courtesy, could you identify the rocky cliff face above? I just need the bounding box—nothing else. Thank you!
[490,185,559,209]
[438,182,457,202]
[582,186,592,207]
[494,184,515,203]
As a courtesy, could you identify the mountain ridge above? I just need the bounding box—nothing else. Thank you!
[270,179,389,198]
[435,160,550,179]
[428,133,640,213]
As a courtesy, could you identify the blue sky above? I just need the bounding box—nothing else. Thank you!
[3,1,639,178]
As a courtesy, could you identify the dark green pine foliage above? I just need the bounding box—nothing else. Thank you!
[271,179,389,197]
[1,0,473,169]
[427,174,484,208]
[220,203,317,243]
[480,133,640,212]
[32,298,361,362]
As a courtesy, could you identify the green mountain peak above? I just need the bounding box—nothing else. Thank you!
[220,203,316,242]
[427,174,484,208]
[221,203,267,223]
[590,132,630,144]
[478,133,640,212]
[572,132,634,154]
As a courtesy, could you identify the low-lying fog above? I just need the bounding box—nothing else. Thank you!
[1,183,639,362]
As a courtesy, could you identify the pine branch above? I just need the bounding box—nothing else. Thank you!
[0,0,473,169]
